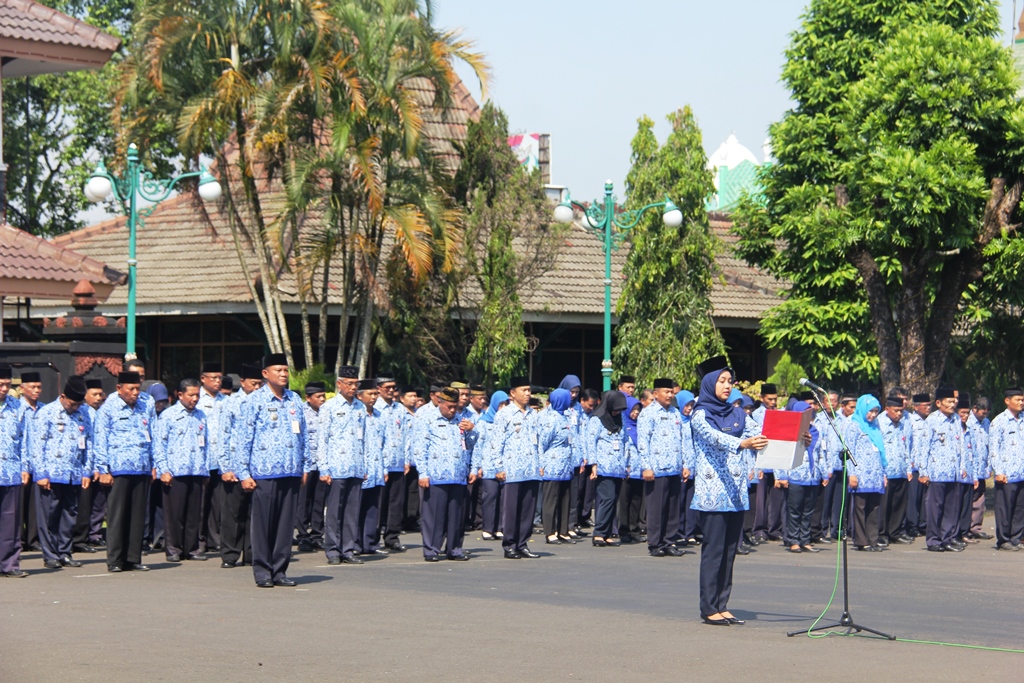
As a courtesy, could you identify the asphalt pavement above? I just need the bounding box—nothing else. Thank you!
[1,518,1022,682]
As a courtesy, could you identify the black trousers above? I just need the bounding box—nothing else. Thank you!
[617,478,645,538]
[36,482,78,562]
[809,479,826,540]
[162,476,203,558]
[958,482,973,539]
[106,475,149,569]
[358,485,382,552]
[567,466,581,529]
[644,476,681,552]
[786,484,819,548]
[403,466,422,530]
[479,478,503,534]
[295,470,327,543]
[851,491,881,547]
[420,483,466,558]
[753,473,773,537]
[576,465,596,524]
[73,482,108,545]
[379,471,406,547]
[324,477,362,559]
[144,479,163,546]
[501,481,538,552]
[743,483,757,538]
[249,477,300,583]
[699,510,743,618]
[879,477,909,540]
[20,479,38,549]
[0,485,22,573]
[200,473,223,550]
[821,470,845,538]
[465,478,481,530]
[679,477,700,539]
[906,472,927,535]
[994,480,1024,547]
[593,476,622,540]
[925,481,960,548]
[220,479,252,565]
[541,479,571,537]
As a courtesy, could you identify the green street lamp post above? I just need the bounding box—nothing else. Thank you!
[553,181,682,391]
[85,143,222,360]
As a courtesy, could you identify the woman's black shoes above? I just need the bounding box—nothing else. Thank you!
[701,615,730,626]
[725,616,745,625]
[592,538,607,547]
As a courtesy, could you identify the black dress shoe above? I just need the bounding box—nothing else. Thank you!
[326,557,342,565]
[557,535,578,544]
[736,546,750,555]
[423,554,440,562]
[59,556,83,567]
[256,579,274,588]
[73,543,97,554]
[188,553,209,561]
[666,546,686,556]
[340,554,364,565]
[519,548,540,558]
[701,616,730,626]
[273,577,297,587]
[503,550,522,559]
[592,539,607,547]
[974,531,994,540]
[297,541,314,553]
[107,565,123,572]
[725,616,745,625]
[43,559,62,569]
[361,549,389,556]
[481,532,498,541]
[127,563,151,571]
[940,543,963,552]
[385,543,407,553]
[926,545,945,552]
[447,554,470,561]
[1,570,28,578]
[221,561,236,568]
[877,537,889,547]
[166,554,183,563]
[545,537,563,545]
[649,548,666,557]
[893,535,913,544]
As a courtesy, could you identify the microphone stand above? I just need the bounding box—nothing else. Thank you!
[786,385,895,640]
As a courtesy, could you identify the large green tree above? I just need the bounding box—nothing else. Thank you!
[734,0,1024,395]
[613,107,724,389]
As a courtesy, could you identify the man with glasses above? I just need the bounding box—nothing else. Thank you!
[376,376,409,553]
[197,362,226,554]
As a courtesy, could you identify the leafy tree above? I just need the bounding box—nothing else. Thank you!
[613,107,724,389]
[1,0,141,237]
[766,352,807,397]
[734,0,1024,396]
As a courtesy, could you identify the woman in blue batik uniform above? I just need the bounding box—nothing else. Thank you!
[586,391,635,547]
[690,363,766,626]
[538,389,575,544]
[847,395,887,551]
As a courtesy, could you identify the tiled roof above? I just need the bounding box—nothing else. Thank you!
[0,221,126,299]
[0,0,120,51]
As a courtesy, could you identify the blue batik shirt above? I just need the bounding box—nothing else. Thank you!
[317,395,367,480]
[776,433,826,486]
[362,407,387,489]
[967,412,990,480]
[303,403,321,471]
[877,413,913,480]
[18,397,44,462]
[234,384,311,481]
[376,398,409,473]
[689,410,759,513]
[989,409,1024,483]
[217,391,248,473]
[916,411,967,483]
[847,427,886,494]
[154,402,210,477]
[93,393,154,476]
[0,395,27,486]
[26,399,92,484]
[636,402,685,477]
[197,389,226,472]
[471,420,498,477]
[585,417,636,479]
[492,404,541,483]
[537,407,574,481]
[412,410,470,485]
[457,407,481,455]
[562,404,587,467]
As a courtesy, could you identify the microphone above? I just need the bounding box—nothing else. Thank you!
[799,378,826,393]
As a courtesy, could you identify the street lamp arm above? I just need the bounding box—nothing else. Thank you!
[136,169,204,204]
[610,199,670,231]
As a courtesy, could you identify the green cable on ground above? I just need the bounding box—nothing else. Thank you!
[793,403,1024,653]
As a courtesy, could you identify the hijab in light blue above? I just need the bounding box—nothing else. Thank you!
[623,397,641,446]
[480,390,509,424]
[678,390,695,423]
[548,388,571,414]
[728,387,744,404]
[852,394,886,468]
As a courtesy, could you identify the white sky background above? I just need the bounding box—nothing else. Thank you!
[434,0,1024,204]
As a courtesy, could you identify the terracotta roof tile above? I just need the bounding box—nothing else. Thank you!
[0,0,120,51]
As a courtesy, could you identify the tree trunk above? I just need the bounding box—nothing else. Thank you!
[318,247,331,364]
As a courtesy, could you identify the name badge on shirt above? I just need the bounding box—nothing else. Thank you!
[144,430,151,443]
[197,434,206,448]
[78,436,87,450]
[292,420,301,434]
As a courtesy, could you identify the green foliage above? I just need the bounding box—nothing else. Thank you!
[734,0,1024,395]
[766,352,807,397]
[0,0,151,237]
[613,107,724,389]
[289,364,336,393]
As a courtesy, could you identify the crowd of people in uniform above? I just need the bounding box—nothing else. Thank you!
[1,353,1021,624]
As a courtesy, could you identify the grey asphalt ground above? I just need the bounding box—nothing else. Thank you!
[2,516,1022,682]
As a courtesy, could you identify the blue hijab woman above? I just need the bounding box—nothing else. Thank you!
[690,363,766,626]
[538,389,576,544]
[847,394,887,551]
[474,390,509,541]
[623,397,641,447]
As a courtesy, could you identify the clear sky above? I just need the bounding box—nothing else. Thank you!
[433,0,1023,204]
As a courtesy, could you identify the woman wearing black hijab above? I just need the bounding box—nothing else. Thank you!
[690,362,767,626]
[584,390,636,546]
